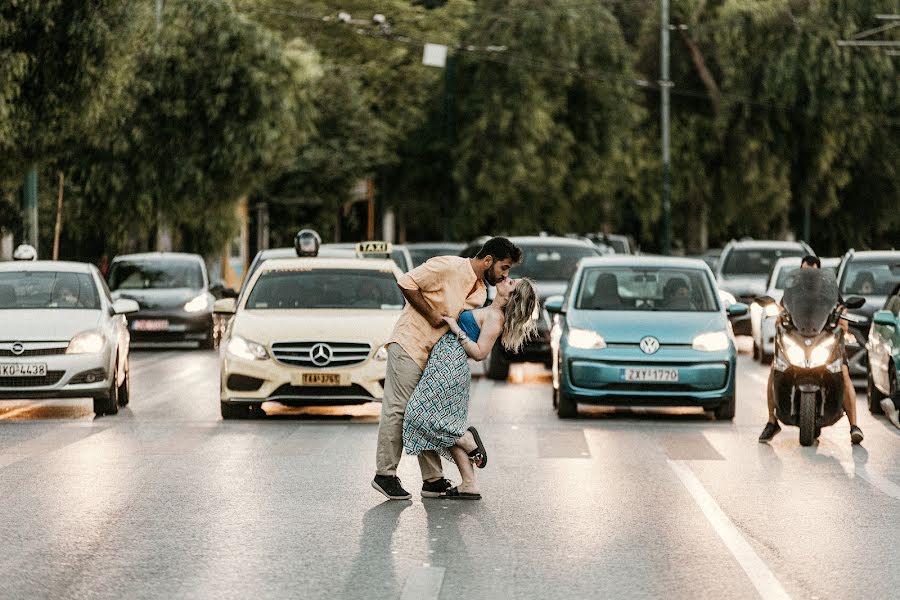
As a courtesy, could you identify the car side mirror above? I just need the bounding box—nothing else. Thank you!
[873,310,897,327]
[213,298,237,314]
[544,295,565,314]
[727,302,749,317]
[112,298,140,315]
[843,296,866,310]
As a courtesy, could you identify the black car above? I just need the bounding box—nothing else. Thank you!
[460,236,602,380]
[836,250,900,385]
[108,253,217,348]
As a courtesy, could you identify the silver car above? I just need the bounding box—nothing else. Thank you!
[0,261,139,415]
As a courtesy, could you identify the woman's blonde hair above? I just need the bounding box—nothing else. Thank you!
[501,278,538,354]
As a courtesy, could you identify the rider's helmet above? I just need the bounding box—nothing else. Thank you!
[12,244,37,261]
[294,229,321,257]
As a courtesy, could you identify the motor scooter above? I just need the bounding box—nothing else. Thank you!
[760,269,865,446]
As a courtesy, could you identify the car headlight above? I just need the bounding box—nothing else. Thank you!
[66,330,105,354]
[567,328,606,349]
[781,336,806,366]
[226,335,269,360]
[764,304,780,317]
[374,345,389,361]
[184,294,208,313]
[692,331,729,352]
[808,337,835,368]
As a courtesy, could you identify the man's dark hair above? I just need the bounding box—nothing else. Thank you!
[801,255,820,268]
[476,237,522,263]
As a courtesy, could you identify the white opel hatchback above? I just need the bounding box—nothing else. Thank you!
[0,261,139,415]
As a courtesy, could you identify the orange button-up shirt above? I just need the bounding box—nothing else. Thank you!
[390,255,487,369]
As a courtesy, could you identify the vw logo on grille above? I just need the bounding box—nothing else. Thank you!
[11,342,25,356]
[309,343,333,367]
[639,336,660,355]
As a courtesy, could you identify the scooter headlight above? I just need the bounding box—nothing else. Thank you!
[808,338,835,368]
[781,336,806,366]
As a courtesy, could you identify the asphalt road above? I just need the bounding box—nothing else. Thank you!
[1,344,899,600]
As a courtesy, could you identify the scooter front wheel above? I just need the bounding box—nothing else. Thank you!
[799,391,816,447]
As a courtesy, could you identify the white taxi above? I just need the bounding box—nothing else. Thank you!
[214,254,404,419]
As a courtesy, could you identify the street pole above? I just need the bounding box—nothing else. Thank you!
[443,54,456,242]
[53,172,64,260]
[22,167,38,249]
[660,0,672,255]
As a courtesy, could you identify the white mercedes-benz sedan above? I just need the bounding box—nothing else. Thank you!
[0,261,139,416]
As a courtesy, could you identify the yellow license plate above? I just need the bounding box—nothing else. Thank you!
[297,373,347,386]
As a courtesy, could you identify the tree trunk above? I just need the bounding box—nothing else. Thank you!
[684,194,707,254]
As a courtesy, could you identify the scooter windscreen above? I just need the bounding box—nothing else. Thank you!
[782,269,839,336]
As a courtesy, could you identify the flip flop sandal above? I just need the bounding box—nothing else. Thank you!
[441,486,481,500]
[466,426,487,469]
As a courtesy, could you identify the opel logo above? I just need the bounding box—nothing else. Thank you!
[639,336,660,355]
[11,342,24,356]
[309,343,333,367]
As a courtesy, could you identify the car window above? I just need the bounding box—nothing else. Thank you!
[720,248,806,277]
[774,265,801,289]
[109,259,204,290]
[576,267,718,312]
[840,260,900,296]
[0,271,100,310]
[246,269,405,310]
[513,245,598,281]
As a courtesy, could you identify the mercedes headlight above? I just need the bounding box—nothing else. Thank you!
[374,345,389,361]
[692,331,729,352]
[567,328,606,349]
[226,335,269,360]
[184,294,208,313]
[66,330,105,354]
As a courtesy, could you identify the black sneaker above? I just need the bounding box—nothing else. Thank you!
[758,421,781,443]
[372,475,411,500]
[850,425,864,445]
[421,477,454,498]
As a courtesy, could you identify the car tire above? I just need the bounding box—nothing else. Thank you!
[199,329,215,350]
[485,344,510,381]
[752,339,759,360]
[760,350,773,365]
[868,368,887,414]
[117,358,130,406]
[552,386,559,409]
[557,390,578,419]
[93,365,119,416]
[714,394,736,420]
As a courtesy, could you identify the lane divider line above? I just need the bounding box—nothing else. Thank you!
[400,566,445,600]
[668,459,792,600]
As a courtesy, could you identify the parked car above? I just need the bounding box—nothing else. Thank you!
[586,233,633,254]
[837,250,900,385]
[460,236,603,379]
[547,256,746,419]
[0,261,138,415]
[866,283,900,414]
[405,242,466,267]
[108,253,217,349]
[715,239,813,335]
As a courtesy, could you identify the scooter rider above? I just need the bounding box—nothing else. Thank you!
[758,255,864,444]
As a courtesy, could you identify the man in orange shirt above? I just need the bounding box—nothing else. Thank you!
[373,237,522,500]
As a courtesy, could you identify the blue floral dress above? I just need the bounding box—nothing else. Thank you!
[403,310,481,460]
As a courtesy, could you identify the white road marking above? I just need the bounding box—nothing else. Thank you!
[400,566,445,600]
[668,459,791,600]
[747,371,769,386]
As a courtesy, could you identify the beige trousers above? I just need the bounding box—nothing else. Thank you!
[375,343,443,480]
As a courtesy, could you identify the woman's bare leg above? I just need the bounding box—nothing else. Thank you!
[455,430,477,453]
[449,445,478,494]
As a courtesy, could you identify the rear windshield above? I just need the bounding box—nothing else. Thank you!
[513,245,599,281]
[576,267,718,312]
[774,266,801,289]
[109,259,204,290]
[246,269,405,310]
[0,271,100,310]
[841,259,900,296]
[721,248,805,277]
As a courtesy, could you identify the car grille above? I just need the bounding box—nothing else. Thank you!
[0,346,67,357]
[0,371,65,387]
[270,341,372,368]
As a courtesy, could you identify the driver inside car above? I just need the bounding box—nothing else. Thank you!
[758,255,863,445]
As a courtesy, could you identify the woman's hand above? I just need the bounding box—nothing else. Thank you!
[442,315,462,335]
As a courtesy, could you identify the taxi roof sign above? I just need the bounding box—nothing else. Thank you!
[356,241,392,256]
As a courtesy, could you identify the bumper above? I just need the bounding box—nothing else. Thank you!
[221,353,387,405]
[129,310,212,343]
[0,351,113,400]
[558,345,736,407]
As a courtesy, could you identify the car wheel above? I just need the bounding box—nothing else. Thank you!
[117,358,130,406]
[714,394,736,420]
[557,390,577,419]
[760,350,773,365]
[93,364,119,416]
[552,386,559,409]
[199,329,215,350]
[752,339,759,360]
[485,343,510,381]
[868,369,886,414]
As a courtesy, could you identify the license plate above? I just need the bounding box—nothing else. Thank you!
[622,368,679,383]
[133,319,169,332]
[0,363,47,377]
[296,373,348,386]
